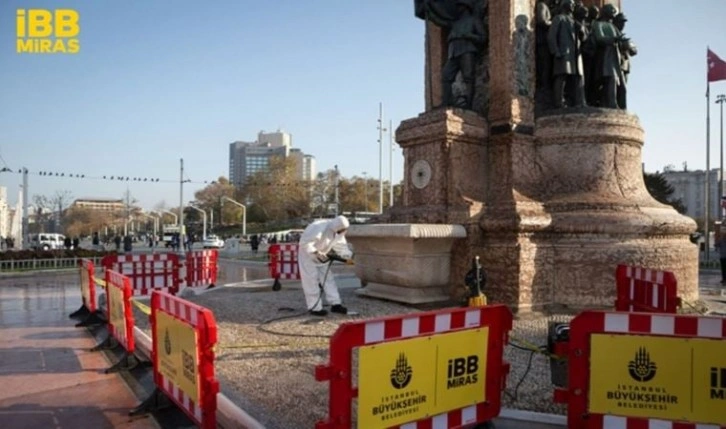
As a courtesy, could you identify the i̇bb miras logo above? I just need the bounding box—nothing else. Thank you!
[711,367,726,400]
[16,9,80,54]
[447,355,479,389]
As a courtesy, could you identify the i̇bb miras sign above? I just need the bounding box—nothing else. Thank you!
[16,9,80,54]
[358,329,488,427]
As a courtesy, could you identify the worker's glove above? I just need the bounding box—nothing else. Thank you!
[314,251,329,263]
[345,258,355,266]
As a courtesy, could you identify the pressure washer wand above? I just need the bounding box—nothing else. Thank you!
[325,252,354,265]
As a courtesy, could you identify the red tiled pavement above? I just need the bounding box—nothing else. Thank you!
[0,273,157,429]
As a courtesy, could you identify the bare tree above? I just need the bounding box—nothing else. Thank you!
[50,190,74,233]
[31,195,52,233]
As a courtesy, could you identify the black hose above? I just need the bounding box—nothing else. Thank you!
[255,259,334,339]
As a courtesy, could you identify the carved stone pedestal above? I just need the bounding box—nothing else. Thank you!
[474,110,698,310]
[390,108,488,225]
[347,224,466,305]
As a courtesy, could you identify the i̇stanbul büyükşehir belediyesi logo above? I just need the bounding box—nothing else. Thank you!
[628,347,657,382]
[390,353,413,389]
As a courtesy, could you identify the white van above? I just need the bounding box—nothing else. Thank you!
[29,233,66,250]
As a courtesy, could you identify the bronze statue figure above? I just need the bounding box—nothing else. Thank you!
[614,13,637,109]
[535,0,554,109]
[591,3,624,109]
[415,0,486,110]
[547,0,585,108]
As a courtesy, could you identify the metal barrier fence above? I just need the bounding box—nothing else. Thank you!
[315,304,513,429]
[131,290,219,429]
[0,256,104,272]
[268,244,299,290]
[615,265,680,314]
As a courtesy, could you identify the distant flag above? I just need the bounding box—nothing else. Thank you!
[708,49,726,83]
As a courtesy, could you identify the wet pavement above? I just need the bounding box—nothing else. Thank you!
[0,273,157,429]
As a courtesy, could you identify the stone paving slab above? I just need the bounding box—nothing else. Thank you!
[0,273,158,429]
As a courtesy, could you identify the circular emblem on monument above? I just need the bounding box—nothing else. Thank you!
[411,160,432,189]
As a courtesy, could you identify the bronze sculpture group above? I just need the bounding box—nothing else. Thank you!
[415,0,636,113]
[537,0,636,110]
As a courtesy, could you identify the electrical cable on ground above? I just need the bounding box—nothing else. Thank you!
[504,346,537,403]
[255,257,338,340]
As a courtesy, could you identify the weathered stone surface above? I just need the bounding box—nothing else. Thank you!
[474,111,698,310]
[347,224,466,305]
[394,108,488,224]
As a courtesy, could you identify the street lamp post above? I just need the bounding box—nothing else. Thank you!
[160,209,178,224]
[139,212,159,248]
[717,94,726,221]
[221,196,246,237]
[389,119,394,208]
[361,172,369,212]
[376,102,387,214]
[21,168,28,249]
[187,203,207,241]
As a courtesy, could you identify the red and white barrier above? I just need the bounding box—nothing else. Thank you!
[315,305,513,429]
[101,253,180,296]
[106,269,135,354]
[563,310,726,429]
[268,244,300,288]
[186,250,218,288]
[615,265,680,314]
[148,290,219,429]
[70,259,107,327]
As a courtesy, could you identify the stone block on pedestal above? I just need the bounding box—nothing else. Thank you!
[346,224,466,305]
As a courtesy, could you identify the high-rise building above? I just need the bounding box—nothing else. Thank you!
[228,130,316,185]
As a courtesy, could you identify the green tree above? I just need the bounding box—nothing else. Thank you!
[242,156,312,222]
[192,176,241,225]
[644,172,686,214]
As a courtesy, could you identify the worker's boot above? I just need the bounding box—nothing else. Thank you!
[309,309,327,316]
[331,304,348,315]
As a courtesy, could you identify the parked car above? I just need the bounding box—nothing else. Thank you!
[29,233,66,250]
[202,235,224,249]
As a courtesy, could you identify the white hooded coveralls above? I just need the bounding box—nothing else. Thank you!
[297,216,352,311]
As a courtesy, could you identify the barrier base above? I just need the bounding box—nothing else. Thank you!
[105,352,140,374]
[272,278,282,291]
[473,422,496,429]
[69,304,90,320]
[75,311,106,327]
[91,334,118,352]
[129,387,172,416]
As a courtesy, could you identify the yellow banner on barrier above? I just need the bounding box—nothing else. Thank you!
[131,299,151,315]
[108,284,125,335]
[358,328,488,428]
[80,266,91,306]
[156,311,199,403]
[589,334,726,425]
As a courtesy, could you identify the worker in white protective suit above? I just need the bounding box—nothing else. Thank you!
[298,215,353,316]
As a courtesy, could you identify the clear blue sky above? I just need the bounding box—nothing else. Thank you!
[0,0,725,209]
